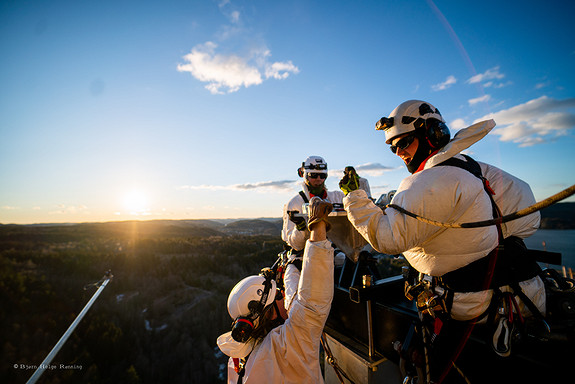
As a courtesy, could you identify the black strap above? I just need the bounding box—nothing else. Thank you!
[438,154,502,223]
[287,258,303,272]
[237,354,250,384]
[437,156,542,298]
[437,155,505,293]
[438,154,481,177]
[440,237,540,292]
[299,191,309,204]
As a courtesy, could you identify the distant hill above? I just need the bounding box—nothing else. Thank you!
[539,202,575,229]
[0,220,225,241]
[223,219,282,236]
[1,201,572,235]
[0,218,284,240]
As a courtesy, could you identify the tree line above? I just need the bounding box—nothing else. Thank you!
[0,221,283,384]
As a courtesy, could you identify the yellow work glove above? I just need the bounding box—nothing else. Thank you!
[339,173,359,195]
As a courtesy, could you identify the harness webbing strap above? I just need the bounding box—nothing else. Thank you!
[287,258,303,272]
[437,155,505,293]
[299,191,309,204]
[235,354,250,384]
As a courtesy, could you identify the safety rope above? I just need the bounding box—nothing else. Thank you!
[386,184,575,228]
[451,362,471,384]
[320,333,355,384]
[418,319,432,384]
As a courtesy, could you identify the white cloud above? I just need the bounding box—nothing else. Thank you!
[432,75,457,91]
[179,180,297,192]
[535,81,550,90]
[450,118,467,130]
[468,94,491,105]
[217,0,239,24]
[265,60,299,80]
[476,96,575,146]
[230,10,240,23]
[178,184,230,191]
[178,42,299,94]
[467,66,505,84]
[332,163,398,177]
[49,204,90,215]
[493,81,513,88]
[234,180,297,191]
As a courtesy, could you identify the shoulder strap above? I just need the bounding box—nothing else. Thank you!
[438,155,496,196]
[236,354,250,384]
[287,257,303,272]
[438,154,481,177]
[437,154,505,293]
[437,155,501,224]
[299,191,309,203]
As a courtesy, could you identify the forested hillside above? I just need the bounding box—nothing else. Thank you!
[0,220,284,384]
[2,203,569,384]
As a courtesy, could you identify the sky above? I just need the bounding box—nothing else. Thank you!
[1,0,574,224]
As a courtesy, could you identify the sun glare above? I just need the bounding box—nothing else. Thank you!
[122,190,150,215]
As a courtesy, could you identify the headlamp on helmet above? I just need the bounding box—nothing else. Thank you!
[298,155,328,177]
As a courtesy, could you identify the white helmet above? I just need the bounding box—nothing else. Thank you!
[376,100,446,144]
[298,155,328,177]
[227,275,277,319]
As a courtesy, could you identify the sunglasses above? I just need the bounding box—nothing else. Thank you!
[390,134,416,154]
[308,172,327,179]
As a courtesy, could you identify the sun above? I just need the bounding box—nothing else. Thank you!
[122,189,150,215]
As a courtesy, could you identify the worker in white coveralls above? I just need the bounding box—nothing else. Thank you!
[281,155,345,312]
[340,100,546,383]
[282,155,344,251]
[217,197,334,383]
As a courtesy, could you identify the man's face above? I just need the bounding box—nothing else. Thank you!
[306,172,326,188]
[391,133,419,166]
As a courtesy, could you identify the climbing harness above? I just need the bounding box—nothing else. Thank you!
[233,355,250,384]
[398,154,555,383]
[26,271,113,384]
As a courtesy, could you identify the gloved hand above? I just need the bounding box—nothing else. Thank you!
[288,210,307,231]
[307,196,333,231]
[339,172,359,195]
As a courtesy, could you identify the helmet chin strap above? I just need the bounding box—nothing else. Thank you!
[406,133,433,174]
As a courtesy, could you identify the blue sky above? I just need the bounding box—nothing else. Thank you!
[1,0,574,224]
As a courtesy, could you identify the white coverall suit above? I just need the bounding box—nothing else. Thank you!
[281,183,343,311]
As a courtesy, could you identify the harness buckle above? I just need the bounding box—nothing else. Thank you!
[416,290,447,319]
[404,281,425,301]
